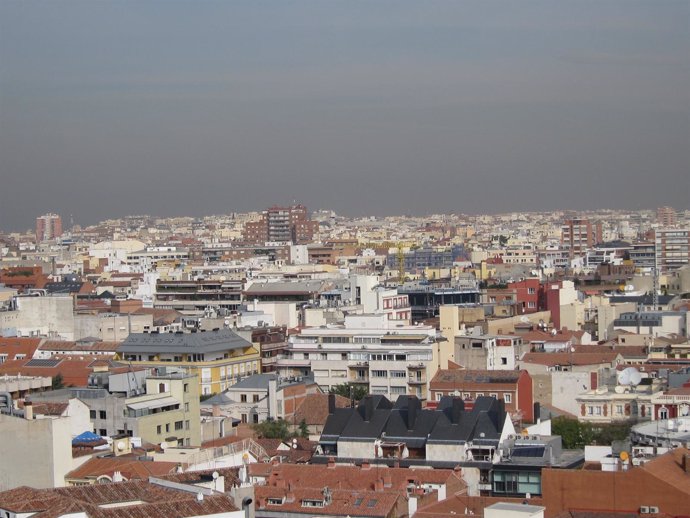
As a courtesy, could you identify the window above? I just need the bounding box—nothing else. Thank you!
[175,421,183,431]
[490,393,498,399]
[99,410,107,420]
[99,429,107,436]
[253,394,260,403]
[435,392,443,401]
[157,425,162,435]
[528,301,536,308]
[184,402,189,412]
[527,287,536,294]
[616,404,624,415]
[165,423,170,433]
[241,394,247,403]
[372,370,387,378]
[89,410,97,419]
[391,370,406,378]
[501,357,508,365]
[503,393,512,404]
[241,414,248,423]
[183,383,189,393]
[185,420,190,430]
[253,414,259,424]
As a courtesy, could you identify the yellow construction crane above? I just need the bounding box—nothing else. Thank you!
[397,243,405,284]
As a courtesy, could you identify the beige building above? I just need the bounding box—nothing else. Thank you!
[116,329,261,396]
[0,409,72,490]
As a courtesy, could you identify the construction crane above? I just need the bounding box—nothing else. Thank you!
[397,243,405,285]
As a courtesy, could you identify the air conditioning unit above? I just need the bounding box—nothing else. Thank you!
[639,507,650,514]
[649,507,659,514]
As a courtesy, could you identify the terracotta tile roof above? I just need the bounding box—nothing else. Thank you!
[0,337,42,360]
[18,400,68,416]
[255,485,403,517]
[258,463,462,491]
[65,456,179,481]
[293,393,351,425]
[430,369,523,390]
[39,340,121,352]
[159,467,241,491]
[0,356,129,387]
[0,480,238,518]
[639,447,690,497]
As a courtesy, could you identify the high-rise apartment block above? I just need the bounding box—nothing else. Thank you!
[656,206,677,227]
[654,228,690,273]
[35,213,63,242]
[561,218,602,258]
[243,204,318,244]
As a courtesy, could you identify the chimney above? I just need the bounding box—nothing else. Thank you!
[212,404,221,418]
[24,400,33,420]
[374,479,384,491]
[451,397,464,424]
[327,456,336,469]
[683,454,690,474]
[383,474,392,488]
[533,402,541,424]
[328,393,336,415]
[361,461,371,470]
[364,396,374,422]
[407,397,419,431]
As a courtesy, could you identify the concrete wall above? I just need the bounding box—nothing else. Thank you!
[551,372,593,417]
[337,439,374,460]
[426,443,466,463]
[485,311,551,335]
[0,413,72,490]
[13,296,75,340]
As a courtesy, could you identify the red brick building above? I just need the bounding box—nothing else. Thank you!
[243,204,318,245]
[428,368,535,422]
[507,278,541,314]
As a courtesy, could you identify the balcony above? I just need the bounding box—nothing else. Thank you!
[351,376,370,384]
[407,363,425,370]
[348,362,369,368]
[408,376,426,385]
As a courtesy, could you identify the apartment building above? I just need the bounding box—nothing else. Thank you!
[655,227,690,273]
[154,278,243,315]
[116,329,260,395]
[274,314,438,401]
[36,213,63,242]
[561,218,602,258]
[242,204,318,245]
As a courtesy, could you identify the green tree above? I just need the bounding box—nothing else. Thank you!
[298,419,309,439]
[329,383,367,403]
[252,419,291,440]
[52,373,65,390]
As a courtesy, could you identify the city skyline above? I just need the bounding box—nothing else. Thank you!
[1,1,688,230]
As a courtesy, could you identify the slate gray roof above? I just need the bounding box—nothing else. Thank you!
[118,329,252,354]
[320,395,505,448]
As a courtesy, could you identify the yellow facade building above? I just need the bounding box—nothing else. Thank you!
[116,329,260,396]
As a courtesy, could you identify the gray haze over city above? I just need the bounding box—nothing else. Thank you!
[1,0,688,231]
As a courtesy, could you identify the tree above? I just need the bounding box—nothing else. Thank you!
[298,419,309,439]
[252,419,291,440]
[52,373,65,390]
[329,383,367,403]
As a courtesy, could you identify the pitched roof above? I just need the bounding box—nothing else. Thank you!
[0,337,42,360]
[119,329,252,354]
[0,480,238,518]
[430,369,523,390]
[65,456,179,481]
[293,393,351,425]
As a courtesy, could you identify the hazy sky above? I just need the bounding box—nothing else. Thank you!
[1,1,688,231]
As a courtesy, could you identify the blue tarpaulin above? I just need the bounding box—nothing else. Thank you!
[72,431,102,444]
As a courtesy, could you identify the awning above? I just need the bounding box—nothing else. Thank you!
[127,396,180,411]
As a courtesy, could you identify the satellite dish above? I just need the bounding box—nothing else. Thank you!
[618,367,642,386]
[116,441,125,451]
[620,451,629,462]
[160,441,168,450]
[520,316,530,323]
[212,471,219,480]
